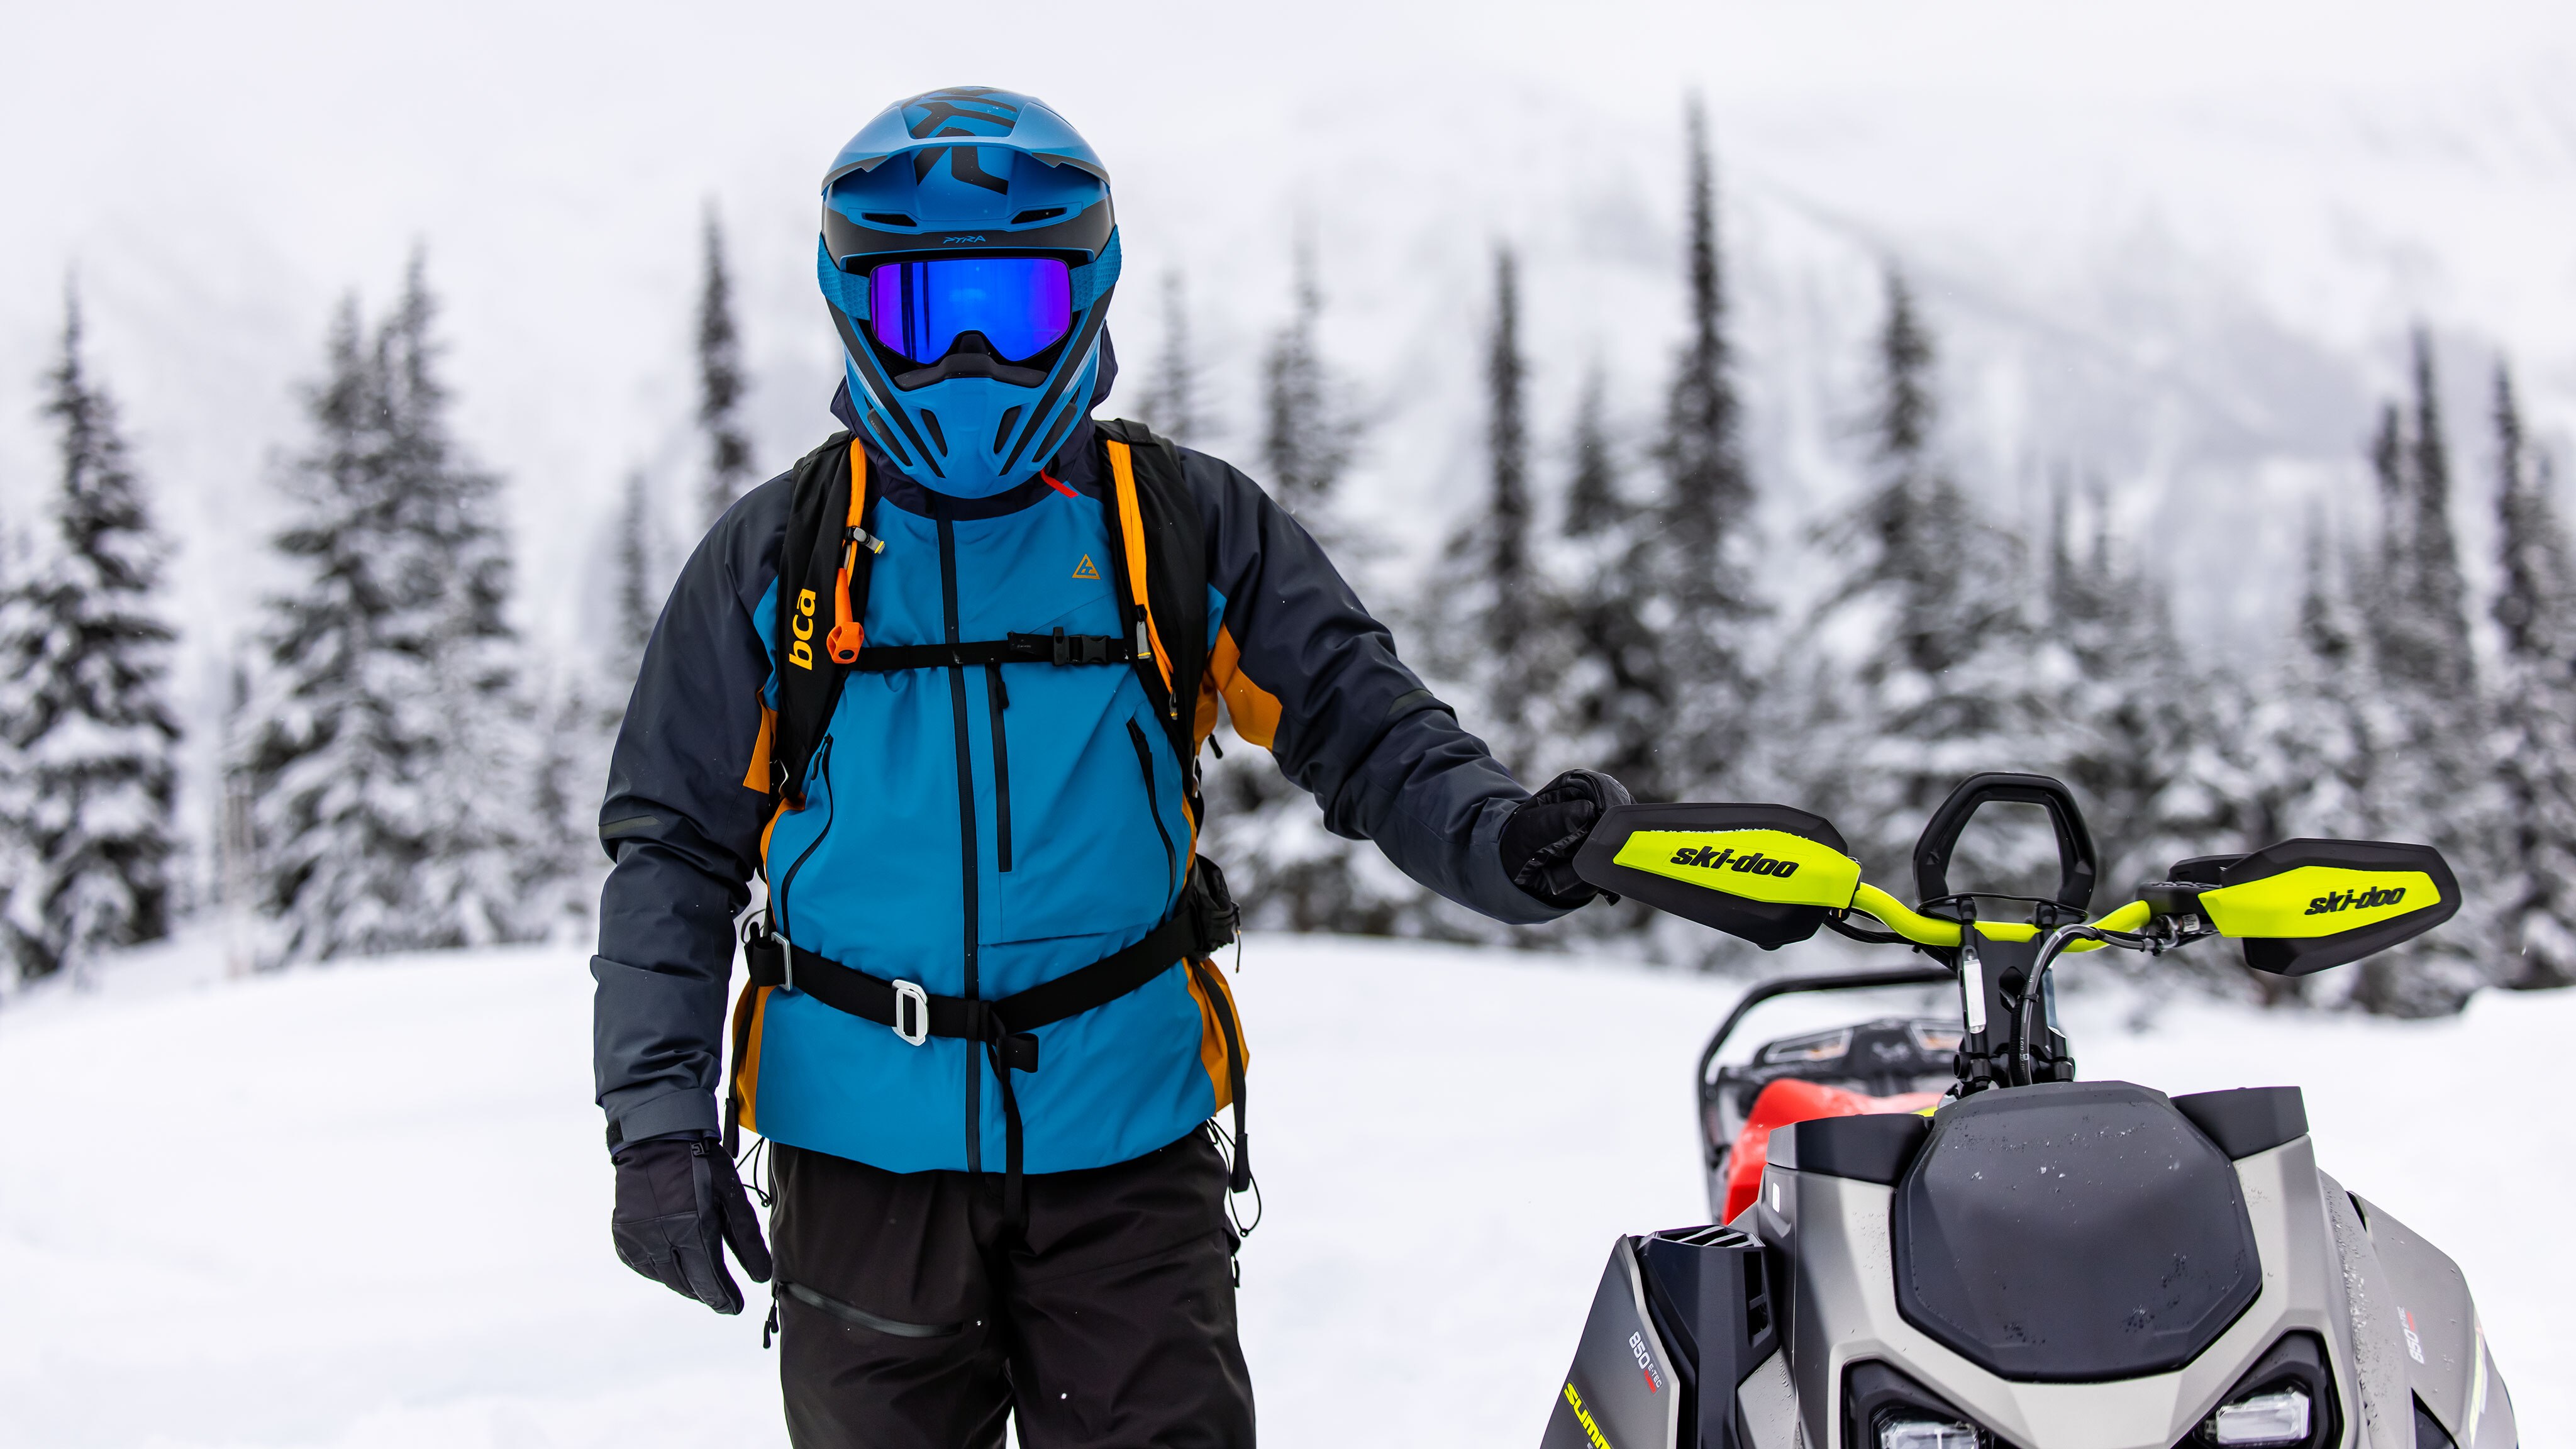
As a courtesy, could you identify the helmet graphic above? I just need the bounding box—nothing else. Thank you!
[818,87,1120,497]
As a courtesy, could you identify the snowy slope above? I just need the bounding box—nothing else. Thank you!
[1,935,2567,1446]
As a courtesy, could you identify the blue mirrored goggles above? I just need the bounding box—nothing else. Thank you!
[867,256,1073,365]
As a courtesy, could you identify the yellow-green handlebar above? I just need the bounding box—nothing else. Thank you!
[1844,884,2153,952]
[2090,899,2153,936]
[1848,884,1968,946]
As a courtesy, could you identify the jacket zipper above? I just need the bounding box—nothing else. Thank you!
[774,736,835,944]
[938,519,982,1172]
[1128,719,1177,906]
[986,662,1013,873]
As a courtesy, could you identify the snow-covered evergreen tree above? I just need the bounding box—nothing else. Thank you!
[403,267,540,946]
[2484,362,2576,990]
[1139,269,1207,447]
[1555,366,1663,804]
[525,676,602,943]
[2043,480,2240,914]
[1800,269,2063,882]
[1636,97,1765,803]
[1199,241,1419,935]
[697,206,753,527]
[245,258,543,963]
[1255,240,1364,553]
[2243,519,2377,852]
[2350,332,2489,1015]
[1416,247,1553,773]
[0,292,183,983]
[609,468,658,712]
[216,658,260,977]
[0,528,35,988]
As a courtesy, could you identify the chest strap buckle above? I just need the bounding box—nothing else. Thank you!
[891,980,931,1046]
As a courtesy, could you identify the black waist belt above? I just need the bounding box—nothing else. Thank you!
[853,628,1132,672]
[742,860,1246,1237]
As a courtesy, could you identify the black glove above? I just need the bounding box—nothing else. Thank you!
[611,1133,772,1314]
[1501,769,1633,909]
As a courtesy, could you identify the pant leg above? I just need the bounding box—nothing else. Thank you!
[770,1143,1013,1449]
[1003,1131,1255,1449]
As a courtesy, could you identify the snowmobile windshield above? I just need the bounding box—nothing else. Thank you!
[869,256,1072,364]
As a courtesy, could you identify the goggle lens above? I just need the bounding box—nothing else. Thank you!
[867,257,1072,365]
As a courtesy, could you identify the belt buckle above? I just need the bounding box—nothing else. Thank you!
[891,980,931,1046]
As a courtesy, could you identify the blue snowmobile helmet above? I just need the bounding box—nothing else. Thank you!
[818,87,1119,497]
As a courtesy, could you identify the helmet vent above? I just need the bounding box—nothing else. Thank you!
[865,413,914,470]
[1030,399,1080,469]
[992,406,1023,453]
[861,213,916,227]
[919,409,949,457]
[1011,207,1066,224]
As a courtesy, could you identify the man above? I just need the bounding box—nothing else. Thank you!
[594,86,1629,1447]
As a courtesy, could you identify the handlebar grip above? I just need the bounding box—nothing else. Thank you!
[1911,772,2099,910]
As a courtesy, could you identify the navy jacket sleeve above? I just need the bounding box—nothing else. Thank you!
[1189,450,1567,926]
[589,475,791,1149]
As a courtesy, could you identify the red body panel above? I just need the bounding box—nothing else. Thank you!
[1721,1078,1942,1223]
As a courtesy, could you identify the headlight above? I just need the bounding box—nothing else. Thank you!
[1845,1362,1993,1449]
[2208,1387,2311,1445]
[1879,1416,1982,1449]
[2187,1334,2338,1449]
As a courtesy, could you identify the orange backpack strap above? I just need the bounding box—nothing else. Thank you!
[824,447,872,664]
[1092,420,1208,777]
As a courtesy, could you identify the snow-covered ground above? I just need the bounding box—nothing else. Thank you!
[2,934,2567,1446]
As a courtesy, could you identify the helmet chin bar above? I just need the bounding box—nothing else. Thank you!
[839,339,1101,500]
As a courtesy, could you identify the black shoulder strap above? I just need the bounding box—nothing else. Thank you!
[1093,418,1208,771]
[771,431,867,809]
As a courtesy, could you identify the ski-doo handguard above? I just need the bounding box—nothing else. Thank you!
[2145,837,2460,975]
[1578,799,2457,968]
[1572,803,1862,950]
[1579,785,2462,1089]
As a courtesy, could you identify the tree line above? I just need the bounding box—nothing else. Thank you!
[1185,101,2576,1017]
[0,214,754,987]
[4,113,2570,1018]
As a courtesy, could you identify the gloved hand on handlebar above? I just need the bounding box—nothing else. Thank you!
[611,1133,772,1315]
[1500,769,1633,909]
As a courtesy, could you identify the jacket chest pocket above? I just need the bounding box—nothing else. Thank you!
[989,694,1185,945]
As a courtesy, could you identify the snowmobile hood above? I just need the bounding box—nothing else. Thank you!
[1891,1080,2262,1382]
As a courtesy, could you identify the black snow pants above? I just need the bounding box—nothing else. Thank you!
[769,1130,1254,1449]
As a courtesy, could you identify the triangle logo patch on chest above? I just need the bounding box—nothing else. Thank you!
[1072,554,1101,580]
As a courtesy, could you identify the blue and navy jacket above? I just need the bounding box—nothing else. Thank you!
[591,420,1568,1172]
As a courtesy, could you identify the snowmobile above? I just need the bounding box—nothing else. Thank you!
[1542,772,2518,1449]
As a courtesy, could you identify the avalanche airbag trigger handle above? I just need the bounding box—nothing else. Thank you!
[1912,771,2099,911]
